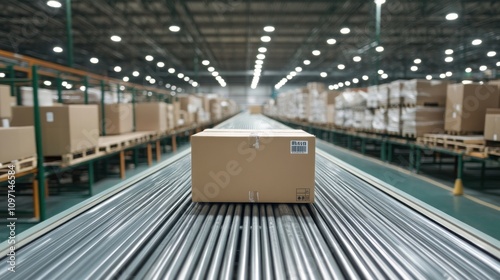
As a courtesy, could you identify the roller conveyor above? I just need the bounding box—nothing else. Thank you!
[1,114,499,279]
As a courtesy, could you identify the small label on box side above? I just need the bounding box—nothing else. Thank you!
[290,140,308,154]
[494,134,498,141]
[296,188,310,201]
[46,112,54,122]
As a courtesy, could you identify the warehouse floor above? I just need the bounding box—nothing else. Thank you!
[1,137,499,241]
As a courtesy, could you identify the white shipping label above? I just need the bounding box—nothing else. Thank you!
[290,140,308,154]
[455,104,461,111]
[452,112,457,119]
[494,134,498,141]
[46,112,54,122]
[2,119,10,128]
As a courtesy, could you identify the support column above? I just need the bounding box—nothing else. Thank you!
[147,143,153,166]
[32,65,46,220]
[453,153,464,195]
[65,0,73,67]
[88,162,93,196]
[119,150,126,179]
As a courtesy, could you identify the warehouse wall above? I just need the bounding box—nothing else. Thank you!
[198,85,271,109]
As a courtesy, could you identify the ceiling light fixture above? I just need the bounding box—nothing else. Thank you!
[345,81,351,86]
[340,27,350,34]
[257,54,266,60]
[472,39,482,46]
[114,66,122,72]
[202,60,210,66]
[320,72,327,78]
[168,68,175,74]
[353,78,359,83]
[145,55,154,61]
[53,46,63,53]
[44,80,52,86]
[263,26,275,32]
[376,46,384,52]
[90,57,99,64]
[338,64,345,70]
[184,77,190,81]
[145,76,151,81]
[446,71,452,77]
[487,51,496,57]
[46,1,62,8]
[414,58,421,64]
[212,71,219,77]
[123,76,129,82]
[303,60,311,65]
[465,67,472,73]
[446,13,458,20]
[378,69,384,74]
[258,47,267,53]
[445,56,453,62]
[327,38,337,45]
[169,25,180,32]
[132,71,140,77]
[261,36,271,42]
[110,35,121,42]
[312,50,321,56]
[353,56,361,62]
[445,49,454,55]
[295,66,302,72]
[177,73,184,78]
[479,65,487,71]
[374,0,386,4]
[439,73,446,79]
[411,66,418,71]
[426,75,432,80]
[362,75,369,80]
[157,62,165,68]
[381,73,388,79]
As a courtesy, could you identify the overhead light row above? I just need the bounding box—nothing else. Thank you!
[202,60,226,87]
[274,66,303,90]
[252,26,274,89]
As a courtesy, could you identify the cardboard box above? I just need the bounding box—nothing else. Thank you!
[389,80,405,106]
[98,104,133,135]
[484,109,500,141]
[326,105,335,124]
[11,105,99,156]
[0,127,36,163]
[166,104,175,130]
[178,110,191,126]
[191,129,315,203]
[0,85,12,119]
[209,98,222,121]
[402,80,448,106]
[178,94,202,113]
[135,103,167,132]
[445,84,500,133]
[248,105,262,114]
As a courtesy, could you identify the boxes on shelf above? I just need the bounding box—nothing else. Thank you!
[326,105,335,124]
[172,101,181,128]
[367,85,379,108]
[178,94,202,113]
[20,87,55,106]
[307,82,326,93]
[178,110,191,127]
[209,98,223,121]
[484,109,500,141]
[352,110,365,129]
[389,80,405,106]
[402,79,448,106]
[248,105,263,114]
[11,105,99,156]
[134,102,167,132]
[0,85,12,119]
[444,84,500,133]
[401,107,445,137]
[191,129,315,203]
[98,103,133,135]
[0,126,36,163]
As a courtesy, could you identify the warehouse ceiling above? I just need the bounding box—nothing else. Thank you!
[0,0,499,91]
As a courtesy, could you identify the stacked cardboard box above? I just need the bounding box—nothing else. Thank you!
[484,109,500,141]
[166,104,175,129]
[401,107,445,137]
[209,98,223,121]
[402,79,448,106]
[134,103,167,132]
[248,105,263,114]
[326,105,335,124]
[0,85,12,126]
[0,127,36,163]
[98,103,133,135]
[11,105,99,156]
[367,85,379,109]
[308,90,340,124]
[444,84,500,134]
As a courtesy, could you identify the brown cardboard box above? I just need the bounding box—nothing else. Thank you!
[11,105,99,156]
[248,105,262,114]
[445,84,500,133]
[0,85,12,119]
[166,104,175,130]
[172,101,181,128]
[135,103,167,132]
[326,105,335,124]
[209,98,222,121]
[191,129,315,203]
[484,108,500,141]
[178,110,191,126]
[178,94,202,113]
[0,127,36,163]
[98,104,133,135]
[402,79,448,106]
[307,82,326,93]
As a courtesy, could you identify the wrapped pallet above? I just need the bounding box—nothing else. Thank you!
[363,109,374,130]
[387,107,401,134]
[401,107,445,137]
[367,85,379,108]
[378,84,389,107]
[352,110,365,129]
[334,109,344,127]
[20,87,55,106]
[389,80,405,106]
[343,109,354,128]
[402,79,448,106]
[326,105,335,125]
[372,108,387,132]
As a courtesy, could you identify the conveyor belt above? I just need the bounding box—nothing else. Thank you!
[1,114,499,279]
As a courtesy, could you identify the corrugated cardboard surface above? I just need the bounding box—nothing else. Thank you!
[11,105,99,155]
[135,103,167,132]
[98,104,133,135]
[191,129,315,203]
[445,84,500,132]
[248,105,262,114]
[484,108,500,141]
[402,79,448,106]
[0,85,12,119]
[0,126,36,163]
